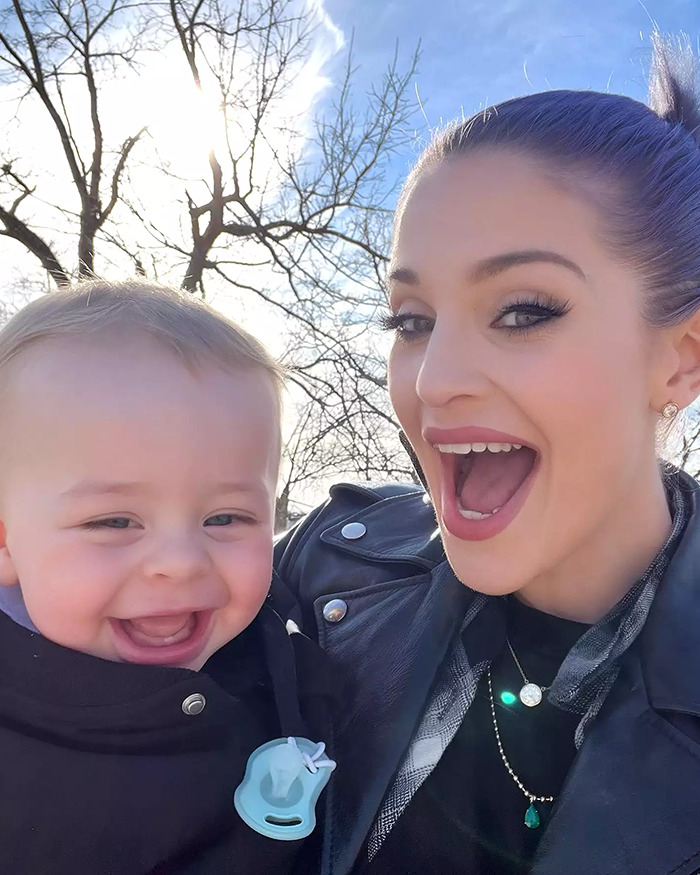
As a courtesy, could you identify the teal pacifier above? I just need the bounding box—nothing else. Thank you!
[234,736,336,840]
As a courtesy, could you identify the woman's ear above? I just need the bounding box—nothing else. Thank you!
[0,521,19,588]
[652,312,700,411]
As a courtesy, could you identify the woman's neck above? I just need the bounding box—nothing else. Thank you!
[514,469,673,624]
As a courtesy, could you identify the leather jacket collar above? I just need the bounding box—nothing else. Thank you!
[642,477,700,715]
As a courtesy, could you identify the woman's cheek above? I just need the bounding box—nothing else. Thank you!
[388,345,420,429]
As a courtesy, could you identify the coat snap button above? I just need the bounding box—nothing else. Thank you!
[323,599,348,623]
[341,522,366,540]
[181,693,206,716]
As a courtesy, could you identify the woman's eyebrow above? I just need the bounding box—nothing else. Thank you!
[387,250,587,287]
[469,250,587,283]
[387,266,419,285]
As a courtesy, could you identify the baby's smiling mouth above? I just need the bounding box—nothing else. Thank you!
[120,613,196,647]
[110,609,215,665]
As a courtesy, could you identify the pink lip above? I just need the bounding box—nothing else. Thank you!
[119,606,210,618]
[421,425,540,542]
[423,425,535,448]
[109,609,215,667]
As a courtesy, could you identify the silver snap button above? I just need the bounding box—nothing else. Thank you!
[181,692,206,716]
[323,599,348,623]
[341,522,366,540]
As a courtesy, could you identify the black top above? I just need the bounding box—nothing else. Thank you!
[361,596,590,875]
[0,600,335,875]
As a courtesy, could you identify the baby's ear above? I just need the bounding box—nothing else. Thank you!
[0,522,19,588]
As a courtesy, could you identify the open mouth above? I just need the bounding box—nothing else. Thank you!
[428,432,540,541]
[111,609,214,667]
[120,613,197,647]
[446,441,538,519]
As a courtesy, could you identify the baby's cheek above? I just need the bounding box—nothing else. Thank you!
[223,552,272,625]
[23,559,116,645]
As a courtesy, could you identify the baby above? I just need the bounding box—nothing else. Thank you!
[0,280,334,874]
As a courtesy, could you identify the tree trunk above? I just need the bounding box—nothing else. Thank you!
[275,485,290,534]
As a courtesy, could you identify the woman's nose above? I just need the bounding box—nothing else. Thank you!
[415,321,490,408]
[142,532,213,582]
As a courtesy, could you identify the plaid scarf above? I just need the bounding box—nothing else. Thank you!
[368,474,691,860]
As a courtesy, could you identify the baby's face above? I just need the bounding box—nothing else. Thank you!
[0,334,280,670]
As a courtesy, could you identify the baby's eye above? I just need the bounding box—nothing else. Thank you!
[204,513,254,527]
[83,517,134,530]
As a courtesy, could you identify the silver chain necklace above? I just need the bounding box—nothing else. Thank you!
[487,667,554,829]
[506,638,550,707]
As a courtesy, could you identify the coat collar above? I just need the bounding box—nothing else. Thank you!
[535,471,700,875]
[640,472,700,715]
[326,472,700,717]
[532,650,700,875]
[321,487,442,569]
[0,606,277,752]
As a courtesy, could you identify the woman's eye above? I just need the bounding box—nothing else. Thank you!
[494,297,570,333]
[381,312,434,339]
[499,310,548,329]
[204,513,252,527]
[83,517,133,530]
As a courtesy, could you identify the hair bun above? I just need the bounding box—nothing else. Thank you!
[649,33,700,144]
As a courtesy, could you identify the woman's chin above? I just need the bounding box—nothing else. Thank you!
[439,529,534,598]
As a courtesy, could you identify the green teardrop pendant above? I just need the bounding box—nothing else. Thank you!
[524,802,540,829]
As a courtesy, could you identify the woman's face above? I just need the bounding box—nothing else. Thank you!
[388,151,670,600]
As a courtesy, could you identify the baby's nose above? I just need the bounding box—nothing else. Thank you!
[142,533,212,582]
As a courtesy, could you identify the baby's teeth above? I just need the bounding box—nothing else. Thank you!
[471,443,487,452]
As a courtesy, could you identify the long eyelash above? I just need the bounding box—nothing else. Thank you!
[505,293,570,316]
[380,296,568,336]
[498,294,571,334]
[379,312,402,332]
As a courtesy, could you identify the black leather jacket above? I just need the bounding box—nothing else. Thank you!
[275,475,700,875]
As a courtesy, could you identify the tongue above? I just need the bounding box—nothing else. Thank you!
[459,448,535,514]
[124,614,194,647]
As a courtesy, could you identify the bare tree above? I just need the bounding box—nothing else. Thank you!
[0,0,419,518]
[0,0,152,281]
[275,353,417,531]
[674,410,700,478]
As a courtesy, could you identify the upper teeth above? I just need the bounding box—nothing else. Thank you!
[435,442,523,454]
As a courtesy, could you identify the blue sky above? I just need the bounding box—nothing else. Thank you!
[323,0,700,180]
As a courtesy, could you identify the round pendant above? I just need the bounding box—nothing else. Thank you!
[519,683,543,707]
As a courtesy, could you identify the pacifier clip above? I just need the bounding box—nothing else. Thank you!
[234,604,336,840]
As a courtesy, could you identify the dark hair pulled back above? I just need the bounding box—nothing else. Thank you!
[401,34,700,327]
